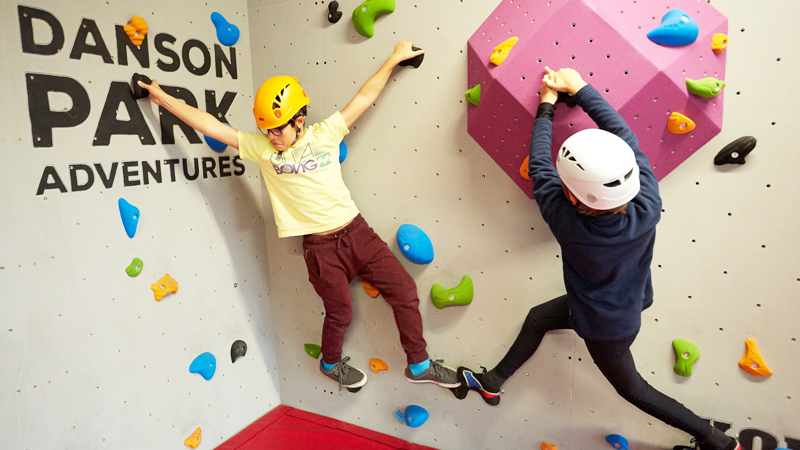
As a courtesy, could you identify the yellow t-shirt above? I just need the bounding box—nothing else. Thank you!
[237,111,360,237]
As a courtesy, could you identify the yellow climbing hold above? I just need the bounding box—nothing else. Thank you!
[520,156,531,180]
[369,358,389,373]
[542,443,558,450]
[738,338,773,376]
[489,36,519,66]
[361,279,380,298]
[124,15,148,46]
[151,274,179,301]
[712,33,728,54]
[184,427,201,448]
[667,112,696,135]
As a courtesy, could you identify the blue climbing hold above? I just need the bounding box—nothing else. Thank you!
[205,123,231,152]
[397,224,434,264]
[647,9,699,46]
[394,405,429,428]
[606,434,629,450]
[189,352,217,380]
[118,198,140,239]
[339,139,348,163]
[211,12,240,46]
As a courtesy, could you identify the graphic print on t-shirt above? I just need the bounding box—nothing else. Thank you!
[270,143,333,175]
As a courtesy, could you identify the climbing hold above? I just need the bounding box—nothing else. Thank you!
[369,358,388,373]
[211,12,240,46]
[230,340,247,363]
[672,338,700,377]
[352,0,395,38]
[606,434,629,450]
[667,112,696,135]
[738,338,773,376]
[520,156,531,180]
[151,274,179,301]
[712,33,728,54]
[125,258,144,277]
[489,36,519,66]
[542,443,558,450]
[189,352,217,380]
[327,1,343,24]
[204,123,232,152]
[339,139,348,163]
[646,9,699,46]
[556,91,578,108]
[686,77,726,98]
[397,224,434,264]
[118,198,140,238]
[130,73,151,100]
[304,343,322,359]
[184,427,202,448]
[714,136,756,166]
[361,280,380,298]
[394,405,429,428]
[430,275,474,309]
[399,46,424,69]
[123,15,148,46]
[465,84,481,106]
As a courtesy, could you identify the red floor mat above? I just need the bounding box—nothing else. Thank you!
[216,405,437,450]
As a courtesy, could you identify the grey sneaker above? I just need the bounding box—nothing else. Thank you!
[404,359,460,388]
[320,356,367,392]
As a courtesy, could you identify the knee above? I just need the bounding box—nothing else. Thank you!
[326,307,353,327]
[523,307,548,334]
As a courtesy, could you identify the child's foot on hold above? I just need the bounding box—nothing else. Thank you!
[320,356,367,392]
[458,366,501,406]
[403,359,460,388]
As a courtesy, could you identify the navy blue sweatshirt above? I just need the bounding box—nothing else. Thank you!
[529,84,662,340]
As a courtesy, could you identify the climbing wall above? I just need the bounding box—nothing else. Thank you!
[249,0,799,449]
[0,1,282,448]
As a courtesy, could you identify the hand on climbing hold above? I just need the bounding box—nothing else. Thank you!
[136,78,169,107]
[539,74,558,105]
[391,41,424,66]
[543,66,587,95]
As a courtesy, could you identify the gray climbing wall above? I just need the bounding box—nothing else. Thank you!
[248,0,799,449]
[0,1,282,449]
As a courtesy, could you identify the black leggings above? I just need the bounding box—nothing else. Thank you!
[495,295,717,443]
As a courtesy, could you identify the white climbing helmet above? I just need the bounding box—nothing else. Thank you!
[556,128,640,210]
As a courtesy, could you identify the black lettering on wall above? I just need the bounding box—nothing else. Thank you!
[164,158,180,182]
[232,155,245,175]
[155,33,179,72]
[219,156,232,177]
[205,90,236,123]
[36,166,68,195]
[202,157,217,178]
[122,161,141,186]
[26,73,91,148]
[214,44,237,79]
[142,161,162,184]
[69,164,94,191]
[94,162,118,188]
[785,436,800,450]
[183,158,199,180]
[159,85,201,145]
[739,428,779,450]
[94,81,156,146]
[18,5,64,56]
[115,25,149,67]
[69,18,113,63]
[182,39,211,76]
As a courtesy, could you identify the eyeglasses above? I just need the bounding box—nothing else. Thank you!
[265,120,295,137]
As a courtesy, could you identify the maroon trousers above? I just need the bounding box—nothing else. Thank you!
[302,215,429,366]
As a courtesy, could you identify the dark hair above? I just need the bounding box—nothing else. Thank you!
[292,105,308,121]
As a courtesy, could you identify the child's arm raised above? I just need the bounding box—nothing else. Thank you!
[137,79,240,150]
[340,41,423,129]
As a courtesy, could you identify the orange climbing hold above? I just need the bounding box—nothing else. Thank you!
[369,358,388,373]
[667,112,696,134]
[151,274,179,301]
[738,338,773,376]
[489,36,519,66]
[712,33,728,54]
[362,280,380,298]
[124,15,148,46]
[184,427,201,448]
[520,156,531,180]
[542,443,558,450]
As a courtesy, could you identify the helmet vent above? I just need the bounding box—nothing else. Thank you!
[576,163,585,171]
[624,168,634,180]
[604,179,622,187]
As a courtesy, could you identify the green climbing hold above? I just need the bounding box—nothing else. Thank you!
[686,77,726,98]
[304,343,321,359]
[430,275,474,309]
[465,84,481,106]
[352,0,395,38]
[672,338,700,377]
[125,257,143,277]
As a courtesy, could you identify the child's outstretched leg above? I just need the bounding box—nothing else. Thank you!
[459,295,572,405]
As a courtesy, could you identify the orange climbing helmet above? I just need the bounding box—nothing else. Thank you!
[253,76,309,130]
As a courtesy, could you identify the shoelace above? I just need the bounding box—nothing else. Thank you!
[334,356,352,391]
[429,359,446,380]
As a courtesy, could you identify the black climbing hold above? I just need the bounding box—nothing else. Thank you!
[327,1,343,23]
[230,339,247,363]
[131,73,151,100]
[556,91,577,108]
[399,46,424,69]
[450,384,469,400]
[714,136,756,165]
[346,386,362,393]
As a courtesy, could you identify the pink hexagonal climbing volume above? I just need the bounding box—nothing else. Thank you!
[467,0,728,199]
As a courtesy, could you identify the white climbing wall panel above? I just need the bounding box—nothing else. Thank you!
[247,0,799,449]
[0,0,282,449]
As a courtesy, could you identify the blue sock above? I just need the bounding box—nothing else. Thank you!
[321,361,337,370]
[409,359,430,376]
